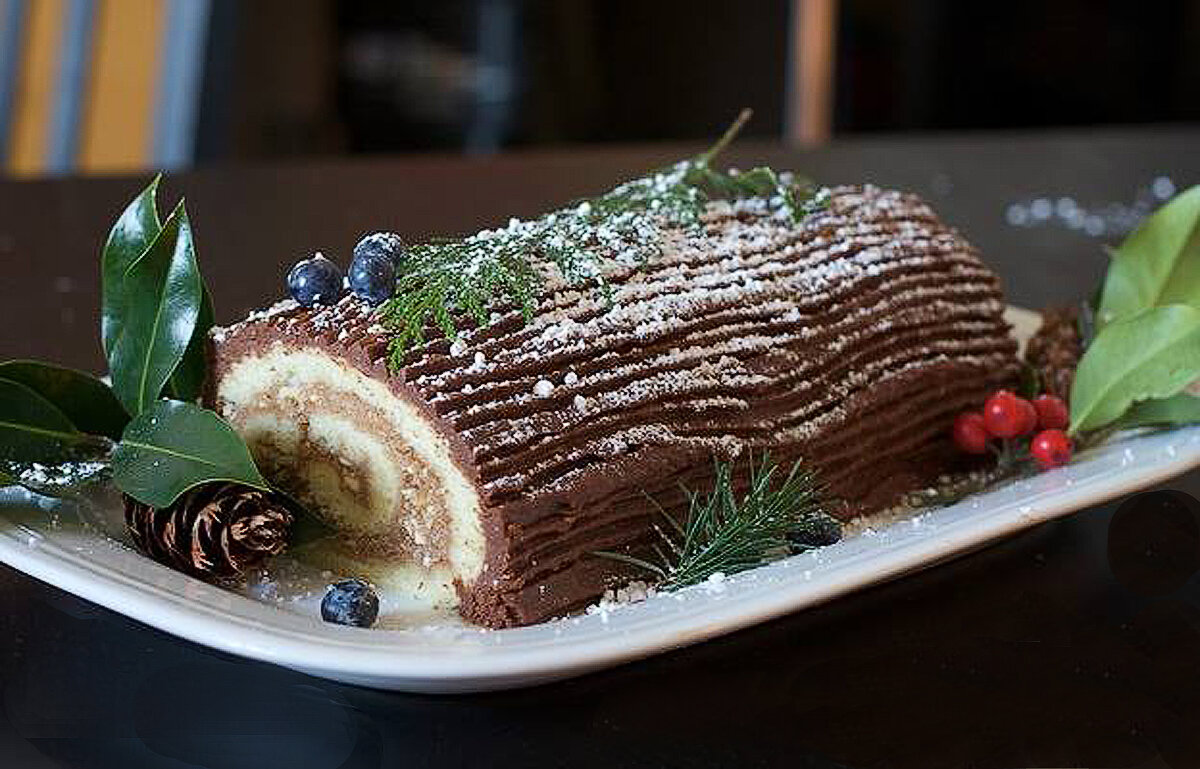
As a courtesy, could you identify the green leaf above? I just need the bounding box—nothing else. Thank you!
[109,202,203,416]
[0,374,112,499]
[1069,305,1200,433]
[165,281,213,402]
[1097,185,1200,325]
[0,378,108,465]
[0,360,128,439]
[102,175,163,358]
[0,457,111,499]
[111,399,269,508]
[1115,390,1200,429]
[1077,298,1098,349]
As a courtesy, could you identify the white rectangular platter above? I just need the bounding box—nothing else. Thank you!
[1,421,1198,693]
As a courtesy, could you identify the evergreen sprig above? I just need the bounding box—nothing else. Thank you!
[380,109,826,366]
[599,455,833,591]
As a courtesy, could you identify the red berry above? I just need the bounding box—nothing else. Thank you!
[953,412,990,454]
[982,390,1031,439]
[1033,394,1069,430]
[1015,397,1038,435]
[1030,429,1072,469]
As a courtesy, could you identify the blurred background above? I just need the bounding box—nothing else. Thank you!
[0,0,1198,175]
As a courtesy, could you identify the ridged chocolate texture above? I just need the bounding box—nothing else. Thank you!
[207,185,1019,628]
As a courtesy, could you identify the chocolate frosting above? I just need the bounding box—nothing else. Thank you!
[207,185,1019,628]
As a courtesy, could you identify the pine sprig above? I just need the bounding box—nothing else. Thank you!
[599,455,833,591]
[380,108,826,366]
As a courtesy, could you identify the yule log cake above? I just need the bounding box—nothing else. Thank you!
[205,184,1018,628]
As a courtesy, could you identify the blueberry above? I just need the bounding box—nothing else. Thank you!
[348,252,396,305]
[320,578,379,628]
[353,231,406,266]
[287,253,345,307]
[788,511,843,552]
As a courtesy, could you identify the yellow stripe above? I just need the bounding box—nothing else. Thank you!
[79,0,162,172]
[8,0,65,174]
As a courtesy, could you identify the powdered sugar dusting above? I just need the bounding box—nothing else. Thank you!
[222,185,1017,520]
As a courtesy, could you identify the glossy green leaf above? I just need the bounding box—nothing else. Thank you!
[1097,185,1200,326]
[166,281,213,402]
[1078,297,1098,348]
[1069,305,1200,433]
[0,360,128,439]
[0,378,104,464]
[111,399,269,507]
[0,457,111,499]
[101,175,162,358]
[1115,390,1200,429]
[109,202,203,416]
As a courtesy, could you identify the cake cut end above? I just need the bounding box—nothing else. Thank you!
[210,337,487,610]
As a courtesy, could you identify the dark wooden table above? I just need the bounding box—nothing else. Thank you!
[1,127,1199,768]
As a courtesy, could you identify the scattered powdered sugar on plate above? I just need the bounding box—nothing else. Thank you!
[585,580,657,622]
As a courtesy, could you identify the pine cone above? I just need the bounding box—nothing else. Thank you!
[124,483,293,581]
[1025,305,1084,399]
